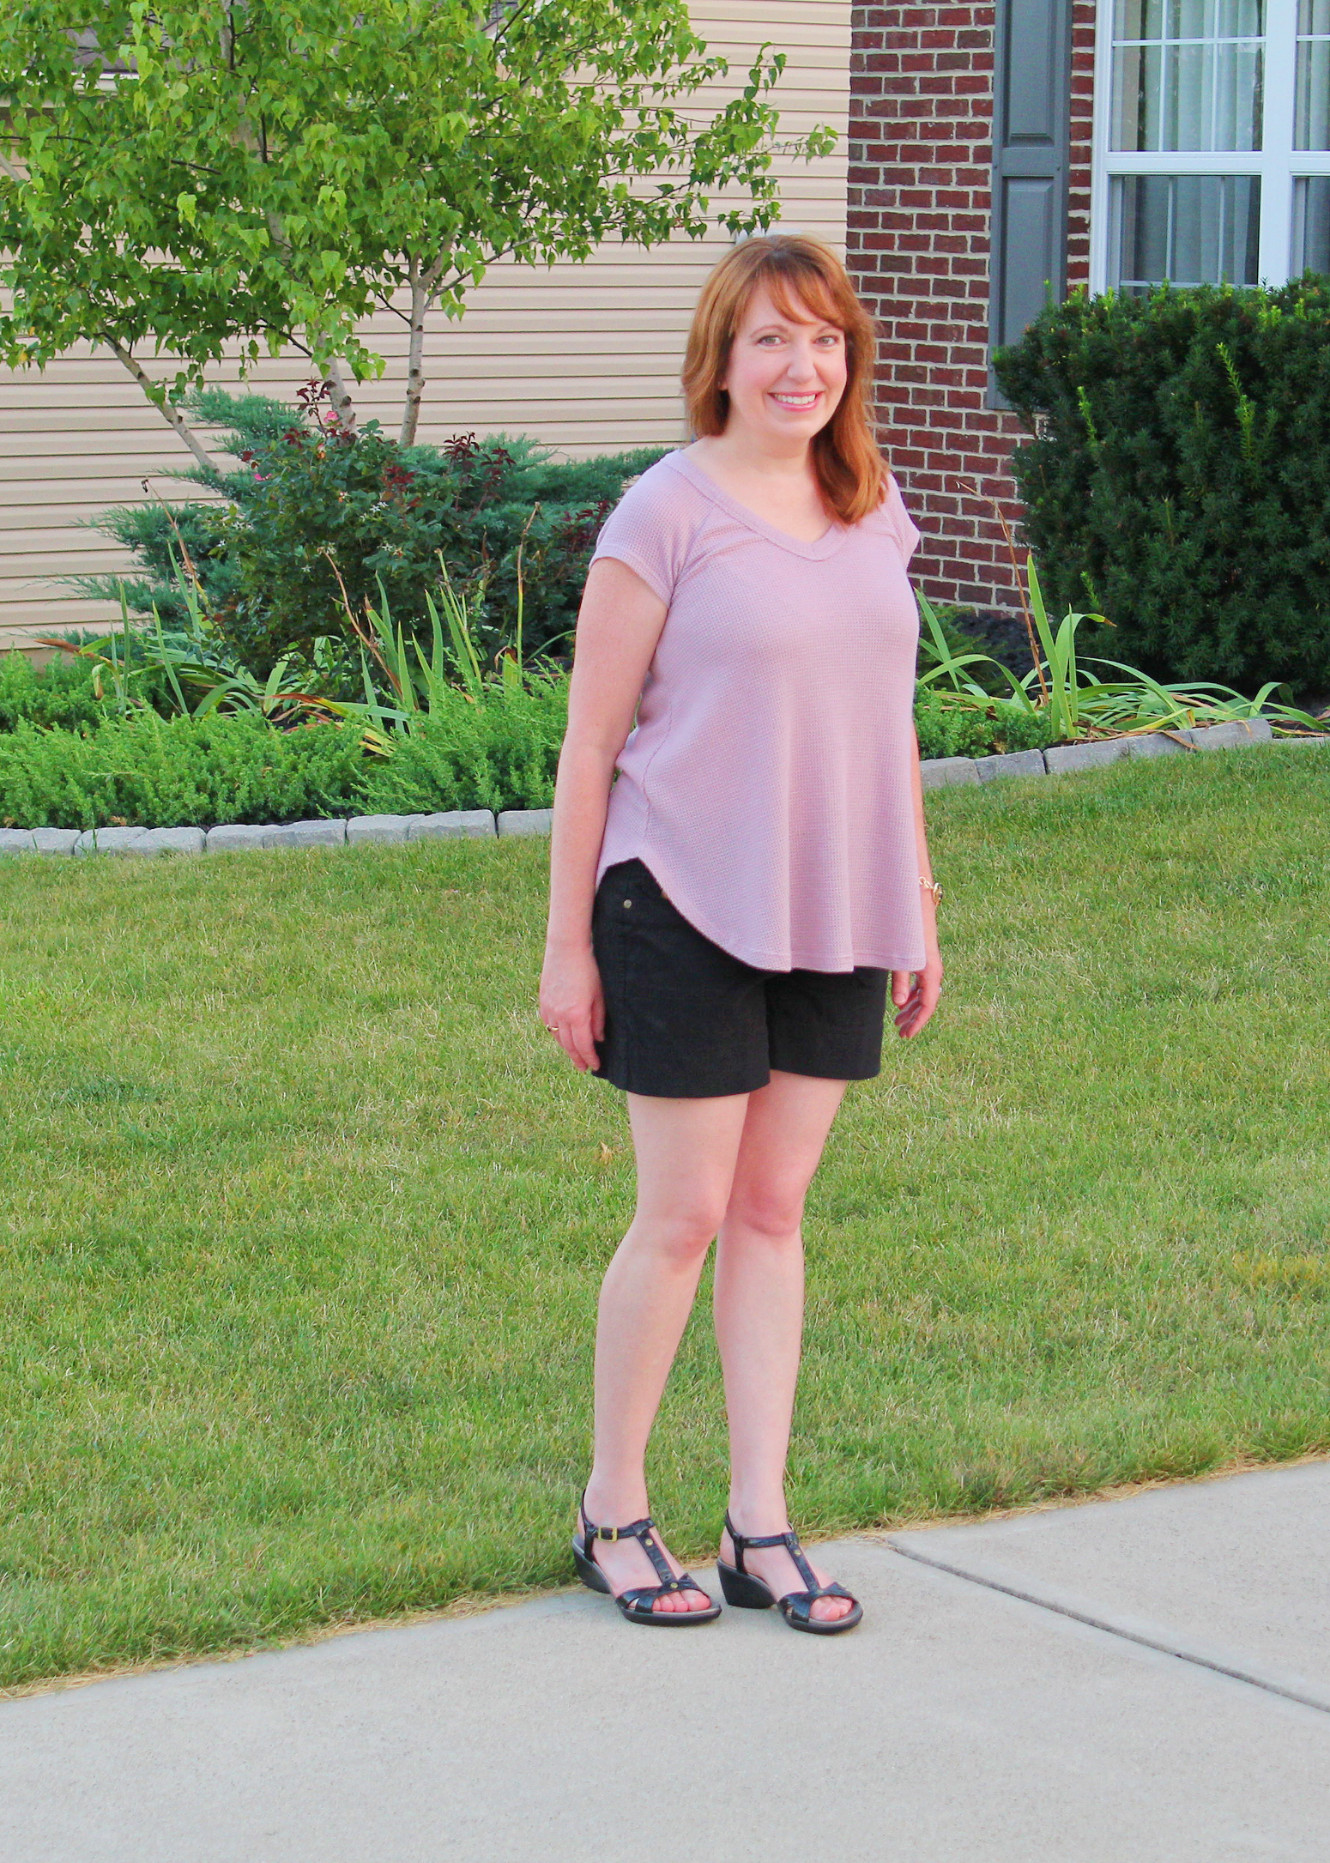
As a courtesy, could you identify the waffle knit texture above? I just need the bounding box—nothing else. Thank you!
[590,447,926,973]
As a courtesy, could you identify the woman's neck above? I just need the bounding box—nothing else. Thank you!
[690,429,813,481]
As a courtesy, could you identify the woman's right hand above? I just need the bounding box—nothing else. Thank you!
[538,942,605,1074]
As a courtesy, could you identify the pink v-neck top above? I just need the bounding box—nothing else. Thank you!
[589,447,925,973]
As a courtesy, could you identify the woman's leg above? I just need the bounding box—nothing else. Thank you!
[581,1087,751,1613]
[713,1069,855,1623]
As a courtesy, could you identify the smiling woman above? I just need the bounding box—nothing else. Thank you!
[538,233,944,1634]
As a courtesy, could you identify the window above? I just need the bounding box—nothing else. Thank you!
[1092,0,1330,288]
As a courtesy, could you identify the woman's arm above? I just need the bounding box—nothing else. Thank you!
[891,725,944,1039]
[540,556,669,1072]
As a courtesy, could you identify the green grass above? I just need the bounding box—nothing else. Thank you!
[1,745,1328,1689]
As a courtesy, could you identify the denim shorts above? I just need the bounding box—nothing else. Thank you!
[590,857,891,1098]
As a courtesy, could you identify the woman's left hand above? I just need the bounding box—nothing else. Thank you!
[891,947,943,1039]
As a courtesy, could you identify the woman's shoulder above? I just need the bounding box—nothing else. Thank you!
[603,450,714,527]
[858,469,922,562]
[589,452,711,603]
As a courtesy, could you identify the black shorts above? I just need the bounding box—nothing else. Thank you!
[590,857,890,1098]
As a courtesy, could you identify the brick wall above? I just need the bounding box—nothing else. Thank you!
[848,0,1097,617]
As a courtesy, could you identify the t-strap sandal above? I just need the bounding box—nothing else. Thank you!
[717,1511,863,1635]
[572,1494,721,1626]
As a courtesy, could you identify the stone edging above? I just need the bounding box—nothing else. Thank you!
[0,721,1324,859]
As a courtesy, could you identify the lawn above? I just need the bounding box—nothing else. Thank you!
[1,745,1328,1691]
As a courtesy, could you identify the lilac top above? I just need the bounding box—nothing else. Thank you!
[589,447,925,973]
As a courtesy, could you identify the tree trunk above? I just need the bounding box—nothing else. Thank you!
[399,259,429,448]
[321,356,359,432]
[106,339,220,475]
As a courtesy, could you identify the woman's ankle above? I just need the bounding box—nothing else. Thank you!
[581,1471,650,1525]
[724,1490,791,1537]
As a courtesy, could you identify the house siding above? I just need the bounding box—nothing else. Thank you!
[0,1,850,652]
[848,0,1096,617]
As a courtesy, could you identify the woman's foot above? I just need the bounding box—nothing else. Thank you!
[577,1498,714,1616]
[720,1517,855,1624]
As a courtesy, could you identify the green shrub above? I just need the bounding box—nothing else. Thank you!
[0,713,367,831]
[0,674,569,830]
[913,689,1057,761]
[77,388,667,680]
[359,678,569,815]
[993,277,1330,693]
[0,648,109,734]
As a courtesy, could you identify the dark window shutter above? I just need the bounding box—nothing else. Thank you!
[989,0,1072,396]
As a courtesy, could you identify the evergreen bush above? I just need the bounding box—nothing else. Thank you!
[912,689,1056,761]
[0,713,366,831]
[358,679,568,817]
[993,277,1330,694]
[76,388,667,681]
[0,649,105,734]
[0,680,568,831]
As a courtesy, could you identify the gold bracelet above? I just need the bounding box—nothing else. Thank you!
[919,876,942,908]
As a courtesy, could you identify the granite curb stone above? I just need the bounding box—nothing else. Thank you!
[1043,737,1132,775]
[919,757,980,789]
[1123,732,1188,759]
[0,828,36,856]
[975,749,1047,782]
[1182,717,1273,748]
[74,826,149,856]
[206,819,347,852]
[128,826,206,857]
[347,814,413,845]
[32,828,80,855]
[498,808,554,835]
[405,810,496,840]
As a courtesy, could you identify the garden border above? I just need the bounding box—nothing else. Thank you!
[0,720,1325,858]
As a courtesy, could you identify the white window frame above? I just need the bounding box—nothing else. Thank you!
[1090,0,1330,291]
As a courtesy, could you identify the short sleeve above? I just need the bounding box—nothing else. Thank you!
[881,472,922,566]
[588,459,697,606]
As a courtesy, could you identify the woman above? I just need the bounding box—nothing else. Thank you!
[538,233,943,1635]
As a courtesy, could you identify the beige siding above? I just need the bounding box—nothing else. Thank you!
[0,1,849,651]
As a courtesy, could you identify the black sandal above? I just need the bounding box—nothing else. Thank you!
[572,1495,721,1626]
[717,1511,863,1635]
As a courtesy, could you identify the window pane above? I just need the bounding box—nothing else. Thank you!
[1293,175,1330,270]
[1296,2,1330,148]
[1112,0,1264,151]
[1110,174,1262,288]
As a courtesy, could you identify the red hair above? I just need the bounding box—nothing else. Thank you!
[681,234,886,526]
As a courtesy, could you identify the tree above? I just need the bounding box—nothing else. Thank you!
[0,3,832,467]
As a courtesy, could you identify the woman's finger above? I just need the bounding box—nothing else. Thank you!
[562,1015,598,1074]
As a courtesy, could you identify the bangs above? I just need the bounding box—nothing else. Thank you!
[756,262,850,332]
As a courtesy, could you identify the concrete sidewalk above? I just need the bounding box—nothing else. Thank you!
[2,1462,1327,1863]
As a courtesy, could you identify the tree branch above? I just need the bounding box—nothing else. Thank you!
[105,338,221,474]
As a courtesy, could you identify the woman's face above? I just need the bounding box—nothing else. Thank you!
[718,280,848,449]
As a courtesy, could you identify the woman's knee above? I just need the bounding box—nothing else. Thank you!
[629,1195,729,1266]
[723,1174,808,1241]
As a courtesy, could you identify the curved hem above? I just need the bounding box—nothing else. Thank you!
[604,843,926,976]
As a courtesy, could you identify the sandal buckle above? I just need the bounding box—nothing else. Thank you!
[596,1525,620,1542]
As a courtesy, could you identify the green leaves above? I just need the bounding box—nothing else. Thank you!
[916,561,1325,745]
[994,279,1330,693]
[0,2,832,442]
